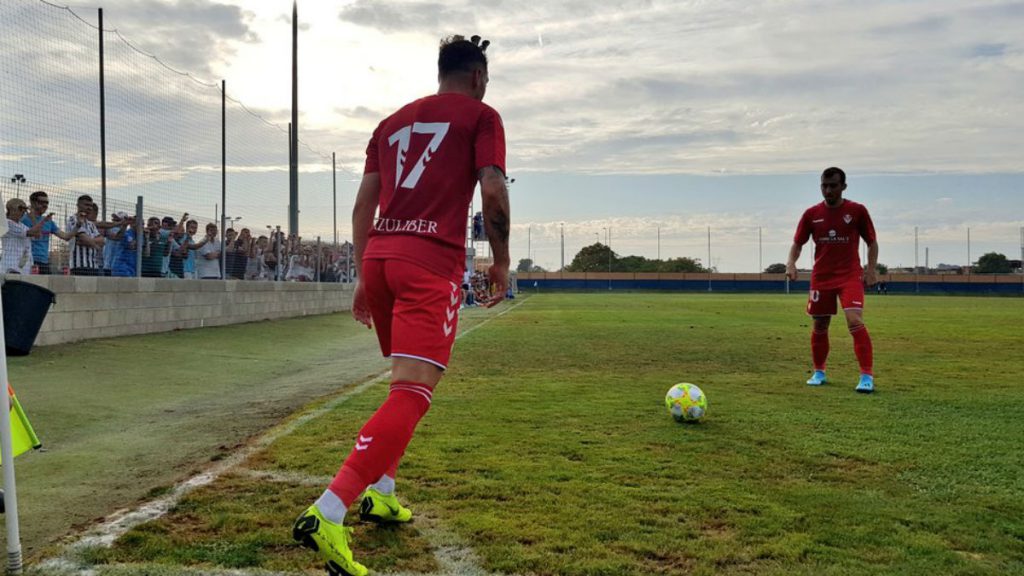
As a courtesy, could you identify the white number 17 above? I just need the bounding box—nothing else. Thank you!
[388,122,450,189]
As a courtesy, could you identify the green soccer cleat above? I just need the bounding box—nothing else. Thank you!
[292,505,368,576]
[359,488,413,524]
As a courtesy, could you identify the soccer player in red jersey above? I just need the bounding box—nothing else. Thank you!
[293,35,510,576]
[786,167,878,394]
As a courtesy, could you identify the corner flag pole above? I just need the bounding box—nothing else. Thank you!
[0,286,24,575]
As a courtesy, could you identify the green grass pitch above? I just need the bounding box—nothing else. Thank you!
[55,294,1024,575]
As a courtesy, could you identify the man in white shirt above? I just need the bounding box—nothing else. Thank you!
[196,223,222,280]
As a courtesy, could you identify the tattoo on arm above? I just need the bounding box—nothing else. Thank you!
[478,165,506,180]
[488,211,510,243]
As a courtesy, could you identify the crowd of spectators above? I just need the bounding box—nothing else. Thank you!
[2,191,353,282]
[461,269,515,307]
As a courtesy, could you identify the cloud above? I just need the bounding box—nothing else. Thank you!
[97,0,258,77]
[338,1,478,33]
[969,43,1008,58]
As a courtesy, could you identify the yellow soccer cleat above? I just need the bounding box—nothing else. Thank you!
[292,505,368,576]
[359,488,413,524]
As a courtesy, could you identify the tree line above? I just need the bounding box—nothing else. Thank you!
[519,245,1018,275]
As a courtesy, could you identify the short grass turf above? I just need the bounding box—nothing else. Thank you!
[89,293,1024,575]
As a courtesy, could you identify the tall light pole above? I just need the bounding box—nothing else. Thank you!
[914,226,919,273]
[560,222,564,271]
[603,226,612,290]
[758,226,762,273]
[10,174,25,198]
[657,226,661,261]
[707,226,712,292]
[967,227,971,275]
[915,226,920,293]
[527,224,531,264]
[332,152,337,247]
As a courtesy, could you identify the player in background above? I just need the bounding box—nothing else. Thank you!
[786,167,878,393]
[293,35,510,576]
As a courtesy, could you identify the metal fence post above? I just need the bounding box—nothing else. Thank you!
[135,196,143,278]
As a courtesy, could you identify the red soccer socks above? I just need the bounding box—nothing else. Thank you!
[811,328,830,371]
[850,325,873,376]
[326,381,433,510]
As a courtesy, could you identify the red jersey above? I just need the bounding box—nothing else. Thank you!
[362,93,506,281]
[793,199,876,290]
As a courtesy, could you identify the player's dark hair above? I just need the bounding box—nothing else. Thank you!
[438,35,488,79]
[29,190,47,203]
[77,194,93,204]
[822,167,846,184]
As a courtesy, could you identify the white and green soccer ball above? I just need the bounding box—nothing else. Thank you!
[665,383,707,423]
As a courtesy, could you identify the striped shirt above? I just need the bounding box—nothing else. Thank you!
[66,216,100,271]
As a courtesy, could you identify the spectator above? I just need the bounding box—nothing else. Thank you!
[168,227,186,278]
[3,198,45,274]
[248,235,270,280]
[196,223,222,279]
[102,211,130,276]
[231,228,252,280]
[173,219,207,280]
[23,191,75,274]
[223,228,243,280]
[265,228,282,280]
[285,246,314,281]
[65,195,92,268]
[140,217,171,278]
[69,201,103,276]
[110,216,138,277]
[160,216,178,277]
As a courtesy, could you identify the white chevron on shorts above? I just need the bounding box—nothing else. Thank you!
[444,281,459,336]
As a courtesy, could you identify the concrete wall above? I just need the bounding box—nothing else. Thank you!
[2,275,353,347]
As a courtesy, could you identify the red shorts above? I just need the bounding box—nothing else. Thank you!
[362,258,462,370]
[806,278,866,316]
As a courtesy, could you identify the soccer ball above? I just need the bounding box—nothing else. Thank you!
[665,383,707,423]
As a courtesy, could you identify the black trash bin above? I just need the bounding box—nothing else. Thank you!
[2,279,57,356]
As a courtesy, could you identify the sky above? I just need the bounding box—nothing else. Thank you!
[3,0,1023,272]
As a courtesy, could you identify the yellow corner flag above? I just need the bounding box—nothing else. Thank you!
[4,384,40,459]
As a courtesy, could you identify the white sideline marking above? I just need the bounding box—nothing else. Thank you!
[236,467,509,576]
[37,297,530,576]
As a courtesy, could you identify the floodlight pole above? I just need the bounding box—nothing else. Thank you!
[0,288,24,575]
[758,226,762,273]
[98,8,108,221]
[221,79,227,280]
[967,227,971,276]
[915,226,919,293]
[288,1,299,237]
[560,222,564,271]
[607,226,612,290]
[332,152,337,247]
[707,226,712,292]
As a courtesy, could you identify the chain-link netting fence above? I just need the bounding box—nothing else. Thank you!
[1,0,349,280]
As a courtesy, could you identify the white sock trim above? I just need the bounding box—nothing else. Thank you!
[314,489,347,525]
[370,474,396,496]
[391,384,433,404]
